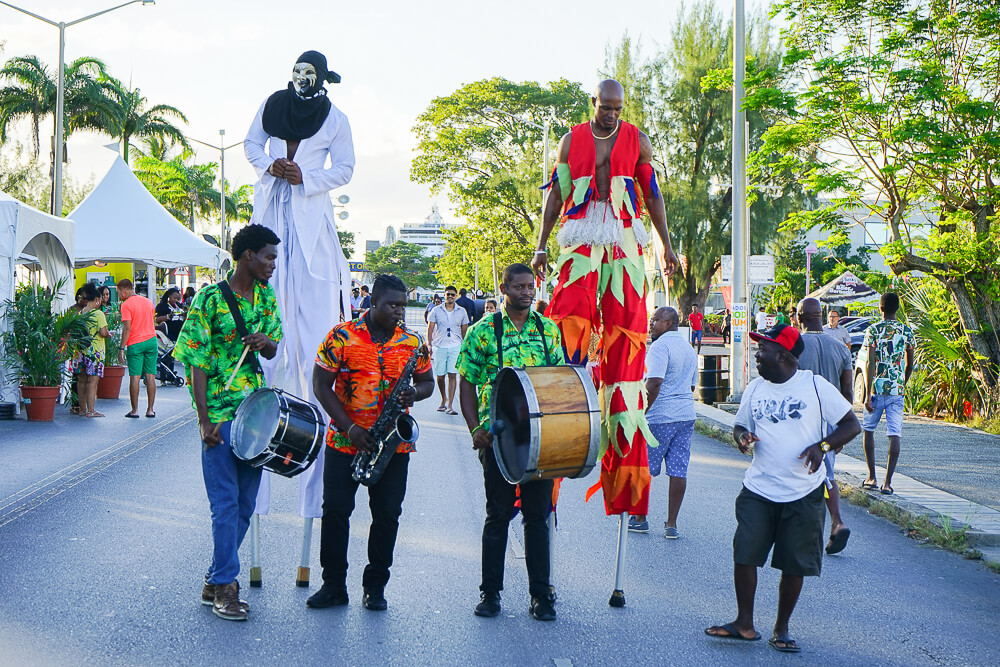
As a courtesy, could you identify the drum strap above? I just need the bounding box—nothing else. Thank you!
[218,280,262,375]
[492,311,552,369]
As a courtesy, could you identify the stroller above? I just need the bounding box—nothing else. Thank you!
[155,330,185,387]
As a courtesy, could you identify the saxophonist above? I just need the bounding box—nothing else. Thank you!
[308,274,434,611]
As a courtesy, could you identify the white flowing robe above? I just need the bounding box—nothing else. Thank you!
[244,100,355,518]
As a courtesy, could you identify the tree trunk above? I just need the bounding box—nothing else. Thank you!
[946,278,1000,389]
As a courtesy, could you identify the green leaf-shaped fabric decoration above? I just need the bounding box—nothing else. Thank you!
[572,175,592,206]
[556,162,572,197]
[609,175,627,215]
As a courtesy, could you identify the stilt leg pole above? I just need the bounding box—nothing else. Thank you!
[249,514,262,588]
[547,510,557,602]
[296,517,313,587]
[609,511,628,607]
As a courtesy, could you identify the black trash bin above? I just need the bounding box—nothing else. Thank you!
[697,354,730,405]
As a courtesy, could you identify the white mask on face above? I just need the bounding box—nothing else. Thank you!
[292,62,318,95]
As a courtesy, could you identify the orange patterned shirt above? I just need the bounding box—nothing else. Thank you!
[315,316,431,454]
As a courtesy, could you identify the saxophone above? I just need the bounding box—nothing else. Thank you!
[350,332,427,486]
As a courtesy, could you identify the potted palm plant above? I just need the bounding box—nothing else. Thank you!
[0,281,90,421]
[97,307,126,399]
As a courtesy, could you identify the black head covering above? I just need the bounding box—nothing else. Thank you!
[261,51,341,142]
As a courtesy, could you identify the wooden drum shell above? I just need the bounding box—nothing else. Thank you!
[489,365,600,485]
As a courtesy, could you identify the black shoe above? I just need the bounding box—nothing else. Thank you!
[474,591,501,617]
[530,595,556,621]
[306,585,349,608]
[362,588,387,611]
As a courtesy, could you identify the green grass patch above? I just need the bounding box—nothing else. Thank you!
[694,419,733,446]
[840,483,985,560]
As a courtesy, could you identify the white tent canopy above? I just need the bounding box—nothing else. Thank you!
[71,155,230,271]
[0,191,76,403]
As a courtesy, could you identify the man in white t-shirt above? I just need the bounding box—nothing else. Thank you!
[705,324,860,653]
[426,285,469,414]
[754,307,768,333]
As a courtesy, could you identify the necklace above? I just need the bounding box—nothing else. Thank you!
[591,120,620,140]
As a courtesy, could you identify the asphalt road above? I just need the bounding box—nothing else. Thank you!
[1,386,1000,666]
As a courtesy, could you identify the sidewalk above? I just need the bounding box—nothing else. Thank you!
[695,401,1000,565]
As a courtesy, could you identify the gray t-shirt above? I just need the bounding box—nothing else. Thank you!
[798,331,852,391]
[645,330,698,423]
[823,324,852,348]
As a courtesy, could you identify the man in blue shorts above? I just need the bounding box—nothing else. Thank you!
[629,307,697,538]
[860,292,915,495]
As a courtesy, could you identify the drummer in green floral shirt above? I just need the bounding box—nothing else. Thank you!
[173,224,283,623]
[457,262,564,621]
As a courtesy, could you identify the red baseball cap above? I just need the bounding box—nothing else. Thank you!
[749,323,804,358]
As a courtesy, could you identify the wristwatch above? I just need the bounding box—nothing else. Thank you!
[819,440,832,453]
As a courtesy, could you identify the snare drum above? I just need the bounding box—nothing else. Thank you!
[230,388,324,478]
[489,365,600,484]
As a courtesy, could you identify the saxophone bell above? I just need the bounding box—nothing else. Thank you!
[352,413,419,486]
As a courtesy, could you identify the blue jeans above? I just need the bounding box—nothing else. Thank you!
[202,421,262,585]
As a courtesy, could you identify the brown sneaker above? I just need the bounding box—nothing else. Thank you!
[202,582,249,611]
[212,581,248,621]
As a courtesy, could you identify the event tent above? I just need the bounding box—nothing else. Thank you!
[71,155,230,272]
[807,270,880,306]
[0,191,76,403]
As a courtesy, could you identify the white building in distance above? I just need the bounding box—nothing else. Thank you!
[393,205,458,258]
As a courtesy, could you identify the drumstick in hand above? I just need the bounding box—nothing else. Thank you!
[210,332,257,437]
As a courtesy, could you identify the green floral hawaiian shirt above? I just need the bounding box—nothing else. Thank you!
[863,319,915,396]
[173,281,283,422]
[457,307,564,432]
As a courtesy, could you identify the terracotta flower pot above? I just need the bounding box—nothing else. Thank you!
[20,386,61,422]
[97,365,127,399]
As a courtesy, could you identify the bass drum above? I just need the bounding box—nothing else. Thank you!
[231,388,324,478]
[489,366,600,485]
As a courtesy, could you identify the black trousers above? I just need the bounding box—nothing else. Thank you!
[319,448,409,590]
[479,447,552,598]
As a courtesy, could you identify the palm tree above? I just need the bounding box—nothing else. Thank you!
[101,77,189,163]
[0,55,113,157]
[134,154,219,222]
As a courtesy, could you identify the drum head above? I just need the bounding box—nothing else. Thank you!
[232,389,280,460]
[492,368,534,481]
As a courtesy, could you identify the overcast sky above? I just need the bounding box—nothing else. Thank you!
[0,0,765,257]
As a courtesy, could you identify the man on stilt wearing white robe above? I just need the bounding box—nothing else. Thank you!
[244,51,355,553]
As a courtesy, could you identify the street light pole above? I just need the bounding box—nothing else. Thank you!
[730,0,749,400]
[187,133,242,252]
[0,0,155,216]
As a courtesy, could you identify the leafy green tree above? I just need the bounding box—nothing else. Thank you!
[612,1,797,320]
[365,242,437,290]
[411,78,590,279]
[744,0,1000,387]
[0,55,113,157]
[337,230,355,258]
[101,77,189,163]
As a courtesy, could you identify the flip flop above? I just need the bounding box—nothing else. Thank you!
[705,623,761,641]
[880,485,893,495]
[92,411,105,418]
[826,527,851,555]
[436,406,447,412]
[769,634,801,653]
[860,480,878,490]
[125,413,140,419]
[445,409,458,415]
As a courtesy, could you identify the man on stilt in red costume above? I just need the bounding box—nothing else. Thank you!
[532,79,678,519]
